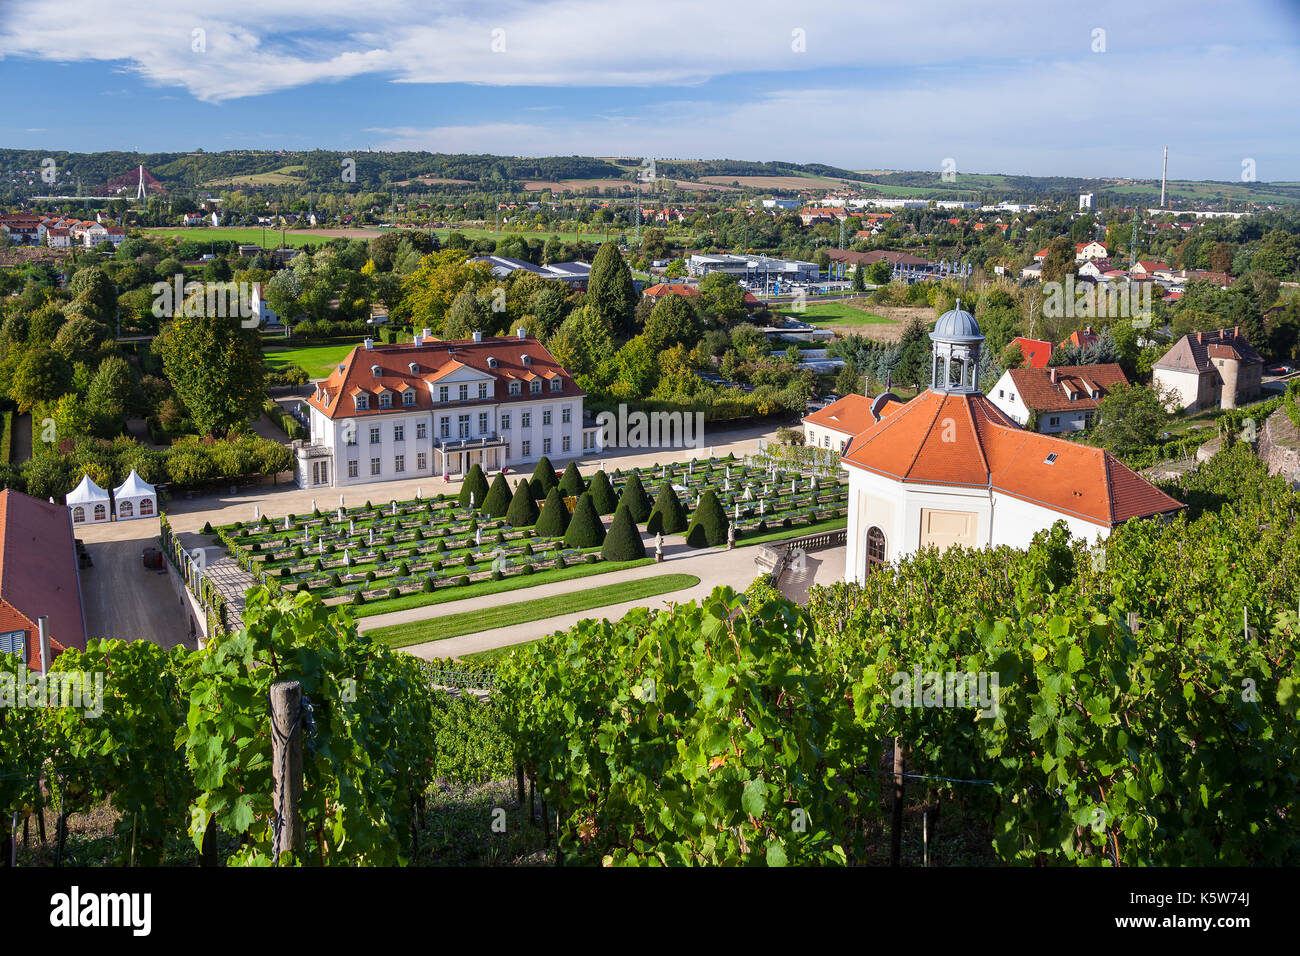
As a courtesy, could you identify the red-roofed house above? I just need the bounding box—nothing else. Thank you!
[300,329,592,485]
[1076,241,1107,261]
[802,393,905,453]
[841,309,1181,581]
[1008,337,1053,369]
[988,364,1129,433]
[0,489,88,671]
[641,282,700,306]
[1060,325,1100,351]
[1130,260,1173,278]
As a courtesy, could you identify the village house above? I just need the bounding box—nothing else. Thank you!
[1152,327,1263,412]
[987,363,1129,433]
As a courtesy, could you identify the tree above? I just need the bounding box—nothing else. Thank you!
[893,316,931,390]
[644,294,703,351]
[1000,342,1026,370]
[481,472,513,517]
[851,263,866,292]
[11,347,72,413]
[547,305,615,380]
[52,314,109,366]
[529,455,559,499]
[444,286,492,339]
[505,480,539,527]
[459,462,489,509]
[85,354,134,435]
[67,266,117,322]
[587,469,618,514]
[587,242,637,338]
[646,481,688,534]
[535,486,571,537]
[263,269,303,323]
[601,503,646,561]
[563,492,606,548]
[558,461,586,496]
[684,489,729,548]
[617,472,652,522]
[1091,383,1170,456]
[154,313,264,437]
[1040,236,1077,286]
[867,259,893,285]
[698,272,748,328]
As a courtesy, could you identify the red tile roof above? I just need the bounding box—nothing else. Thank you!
[1006,363,1129,414]
[0,489,87,670]
[642,282,700,299]
[306,335,583,420]
[1009,337,1053,369]
[803,393,905,436]
[841,390,1183,527]
[1060,326,1100,350]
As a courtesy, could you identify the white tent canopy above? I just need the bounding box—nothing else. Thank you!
[67,474,111,524]
[112,469,157,521]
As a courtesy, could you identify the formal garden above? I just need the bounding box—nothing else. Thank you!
[201,453,849,618]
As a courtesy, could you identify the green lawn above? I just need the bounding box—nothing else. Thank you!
[736,516,847,548]
[142,227,386,248]
[350,556,655,618]
[265,342,365,379]
[367,573,699,648]
[779,302,893,326]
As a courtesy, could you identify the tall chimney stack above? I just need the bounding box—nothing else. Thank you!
[1160,146,1168,208]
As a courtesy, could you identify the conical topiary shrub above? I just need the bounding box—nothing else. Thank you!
[601,502,646,561]
[685,489,729,548]
[563,492,606,548]
[617,472,652,522]
[646,481,688,535]
[535,486,571,538]
[587,469,618,514]
[529,455,559,499]
[459,463,490,510]
[558,460,586,496]
[505,480,540,527]
[481,472,512,517]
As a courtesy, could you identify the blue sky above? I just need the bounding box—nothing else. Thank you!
[2,0,1298,180]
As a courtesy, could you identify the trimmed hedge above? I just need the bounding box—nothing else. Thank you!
[558,460,586,496]
[481,472,512,517]
[685,489,729,548]
[529,455,559,499]
[563,492,606,548]
[646,481,688,534]
[505,480,540,527]
[535,486,571,537]
[587,469,618,514]
[618,472,652,522]
[601,502,646,561]
[459,463,490,510]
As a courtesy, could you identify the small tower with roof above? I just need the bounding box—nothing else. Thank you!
[929,299,984,393]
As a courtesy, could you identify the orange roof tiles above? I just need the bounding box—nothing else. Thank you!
[804,393,904,435]
[1007,363,1129,414]
[841,390,1183,527]
[0,489,87,670]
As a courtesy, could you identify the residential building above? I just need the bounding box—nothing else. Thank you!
[1008,337,1053,369]
[1060,326,1101,351]
[1076,241,1108,261]
[0,489,88,672]
[987,363,1129,433]
[641,282,700,306]
[1152,327,1264,412]
[802,393,905,453]
[840,309,1183,582]
[298,329,594,488]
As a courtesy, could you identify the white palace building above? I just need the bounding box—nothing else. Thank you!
[837,306,1184,584]
[297,329,597,489]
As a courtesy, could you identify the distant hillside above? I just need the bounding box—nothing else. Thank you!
[1,148,1296,207]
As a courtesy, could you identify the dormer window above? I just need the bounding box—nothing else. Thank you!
[355,394,369,411]
[550,377,562,392]
[371,364,381,378]
[402,390,415,406]
[379,392,392,409]
[521,354,532,366]
[509,381,521,396]
[530,379,542,394]
[487,357,499,369]
[409,362,419,374]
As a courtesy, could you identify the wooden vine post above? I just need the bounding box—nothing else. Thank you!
[890,735,906,867]
[270,680,305,861]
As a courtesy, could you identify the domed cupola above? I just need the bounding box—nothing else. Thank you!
[929,299,984,394]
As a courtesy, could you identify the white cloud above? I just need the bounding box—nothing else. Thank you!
[1,0,1296,101]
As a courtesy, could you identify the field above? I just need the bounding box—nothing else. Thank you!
[201,165,309,187]
[520,178,637,192]
[265,342,364,379]
[143,226,387,247]
[211,453,848,619]
[697,174,855,190]
[780,301,895,327]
